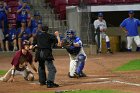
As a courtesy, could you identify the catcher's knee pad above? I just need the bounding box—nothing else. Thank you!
[76,54,86,74]
[24,71,34,81]
[78,54,86,62]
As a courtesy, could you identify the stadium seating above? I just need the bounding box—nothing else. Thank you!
[83,0,97,5]
[111,0,124,4]
[97,0,111,4]
[4,0,17,2]
[7,1,18,7]
[7,13,16,20]
[8,19,16,27]
[10,7,17,13]
[68,0,80,5]
[125,0,140,3]
[59,11,66,20]
[6,0,19,27]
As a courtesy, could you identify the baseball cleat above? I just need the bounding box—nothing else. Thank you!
[79,72,87,77]
[107,49,113,54]
[68,72,79,78]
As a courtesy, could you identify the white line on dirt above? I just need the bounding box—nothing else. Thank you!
[98,78,110,80]
[112,80,140,87]
[82,81,111,85]
[29,78,140,87]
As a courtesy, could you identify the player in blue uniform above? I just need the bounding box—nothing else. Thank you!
[61,29,87,78]
[28,11,42,33]
[0,8,4,51]
[5,22,17,51]
[16,0,30,28]
[0,1,9,32]
[32,20,42,36]
[17,19,31,50]
[120,11,140,51]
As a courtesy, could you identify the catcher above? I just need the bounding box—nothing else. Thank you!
[60,29,87,78]
[0,40,37,82]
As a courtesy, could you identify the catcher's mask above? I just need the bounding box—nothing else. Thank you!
[66,29,76,39]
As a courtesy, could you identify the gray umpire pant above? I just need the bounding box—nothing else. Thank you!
[38,60,56,84]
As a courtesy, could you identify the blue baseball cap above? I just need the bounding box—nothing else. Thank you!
[21,19,26,23]
[22,0,28,3]
[128,10,134,14]
[98,13,103,17]
[34,11,40,16]
[38,20,42,24]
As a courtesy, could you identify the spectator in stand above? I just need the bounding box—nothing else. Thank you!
[17,19,31,50]
[16,0,31,28]
[30,20,42,44]
[0,12,4,51]
[18,0,22,5]
[0,0,10,36]
[4,22,17,51]
[28,11,42,33]
[32,20,42,36]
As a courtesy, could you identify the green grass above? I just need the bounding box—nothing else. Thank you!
[0,70,7,75]
[27,90,130,93]
[115,59,140,71]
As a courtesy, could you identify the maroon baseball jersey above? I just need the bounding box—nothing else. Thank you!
[11,50,33,70]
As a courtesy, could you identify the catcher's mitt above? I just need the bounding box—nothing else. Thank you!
[61,38,73,47]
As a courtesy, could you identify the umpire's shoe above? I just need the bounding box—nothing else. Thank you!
[46,80,59,88]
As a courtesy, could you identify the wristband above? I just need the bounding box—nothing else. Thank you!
[11,69,15,76]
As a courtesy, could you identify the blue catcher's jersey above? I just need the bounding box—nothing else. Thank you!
[66,36,82,55]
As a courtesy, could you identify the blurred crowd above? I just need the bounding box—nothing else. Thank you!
[0,0,45,52]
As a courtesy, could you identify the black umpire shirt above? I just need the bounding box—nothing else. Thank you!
[32,31,58,61]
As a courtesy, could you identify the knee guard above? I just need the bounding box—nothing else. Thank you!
[76,54,86,74]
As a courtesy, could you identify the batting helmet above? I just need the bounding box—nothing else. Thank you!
[23,40,30,46]
[22,40,30,49]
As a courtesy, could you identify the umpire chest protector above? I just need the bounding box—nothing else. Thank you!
[36,31,57,49]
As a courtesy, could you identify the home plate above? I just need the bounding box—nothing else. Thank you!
[29,81,40,85]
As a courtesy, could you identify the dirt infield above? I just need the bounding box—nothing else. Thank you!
[0,52,140,93]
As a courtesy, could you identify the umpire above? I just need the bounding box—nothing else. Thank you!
[30,26,60,88]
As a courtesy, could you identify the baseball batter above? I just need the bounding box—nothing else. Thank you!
[0,40,37,82]
[61,29,86,78]
[120,10,140,51]
[93,13,112,54]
